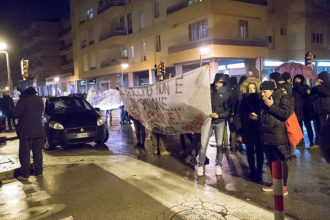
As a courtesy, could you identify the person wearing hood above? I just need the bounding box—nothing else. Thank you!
[227,76,240,152]
[292,75,315,148]
[312,71,330,149]
[259,81,293,195]
[239,77,263,182]
[11,80,45,182]
[197,73,230,176]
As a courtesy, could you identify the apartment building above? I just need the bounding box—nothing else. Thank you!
[265,0,330,73]
[70,0,269,91]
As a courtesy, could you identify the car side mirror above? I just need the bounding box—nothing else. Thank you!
[95,107,101,112]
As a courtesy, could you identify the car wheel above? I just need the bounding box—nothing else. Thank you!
[43,137,54,151]
[96,129,109,144]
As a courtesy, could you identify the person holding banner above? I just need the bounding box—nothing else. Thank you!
[197,73,230,177]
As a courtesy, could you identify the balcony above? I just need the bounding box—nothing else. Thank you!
[60,43,72,51]
[100,57,128,68]
[99,28,127,41]
[232,0,267,6]
[58,27,71,39]
[168,37,268,54]
[98,0,126,14]
[167,0,190,15]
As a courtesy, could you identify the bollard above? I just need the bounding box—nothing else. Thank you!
[272,160,284,220]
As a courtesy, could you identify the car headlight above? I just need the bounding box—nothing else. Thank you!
[49,121,64,130]
[97,117,105,126]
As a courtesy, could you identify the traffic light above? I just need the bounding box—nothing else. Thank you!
[160,62,165,75]
[21,58,29,79]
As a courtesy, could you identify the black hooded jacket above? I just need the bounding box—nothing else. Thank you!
[292,75,310,121]
[314,71,330,115]
[210,73,230,124]
[12,87,45,139]
[260,89,293,145]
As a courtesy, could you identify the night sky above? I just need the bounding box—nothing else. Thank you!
[0,0,70,76]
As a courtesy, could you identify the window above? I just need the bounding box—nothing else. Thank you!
[312,33,324,44]
[189,19,208,41]
[130,45,135,59]
[139,9,145,30]
[154,0,160,18]
[83,55,89,71]
[121,49,128,58]
[127,13,133,34]
[90,52,96,69]
[81,39,87,48]
[280,26,286,36]
[142,41,147,61]
[268,36,272,43]
[156,35,161,52]
[87,8,94,20]
[239,20,248,39]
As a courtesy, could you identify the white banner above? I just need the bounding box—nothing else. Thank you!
[86,88,122,110]
[119,66,212,135]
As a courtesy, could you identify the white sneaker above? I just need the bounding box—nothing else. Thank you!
[216,165,222,176]
[197,167,204,176]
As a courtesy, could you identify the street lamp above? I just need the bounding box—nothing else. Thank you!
[200,46,210,67]
[54,77,59,96]
[0,42,12,96]
[121,63,128,87]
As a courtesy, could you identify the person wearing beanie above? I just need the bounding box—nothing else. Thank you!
[269,72,281,88]
[310,71,330,150]
[292,75,315,148]
[197,73,230,176]
[259,80,294,195]
[282,72,292,84]
[11,81,45,182]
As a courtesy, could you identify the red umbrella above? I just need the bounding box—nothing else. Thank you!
[274,62,317,79]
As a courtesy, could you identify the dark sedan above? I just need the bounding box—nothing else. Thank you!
[43,96,109,150]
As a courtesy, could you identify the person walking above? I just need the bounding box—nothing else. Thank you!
[11,80,45,181]
[259,81,293,195]
[197,73,230,176]
[239,77,263,182]
[105,109,113,126]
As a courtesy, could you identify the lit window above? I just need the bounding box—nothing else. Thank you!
[130,45,135,59]
[142,41,147,61]
[239,20,248,39]
[122,49,128,58]
[87,8,94,20]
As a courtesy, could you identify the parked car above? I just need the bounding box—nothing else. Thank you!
[43,96,109,150]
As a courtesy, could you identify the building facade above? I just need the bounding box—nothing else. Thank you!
[70,0,270,92]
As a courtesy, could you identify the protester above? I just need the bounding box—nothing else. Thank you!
[259,81,293,195]
[151,132,170,156]
[310,71,330,150]
[227,76,240,152]
[132,117,146,149]
[2,91,15,131]
[11,80,45,181]
[319,118,330,163]
[239,77,263,182]
[292,75,315,148]
[105,109,113,126]
[197,73,230,176]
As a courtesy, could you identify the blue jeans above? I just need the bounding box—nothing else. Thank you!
[119,106,125,123]
[105,109,112,123]
[198,122,225,167]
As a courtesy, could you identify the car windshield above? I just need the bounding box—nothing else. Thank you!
[46,97,93,115]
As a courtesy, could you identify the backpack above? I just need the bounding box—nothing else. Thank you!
[285,112,304,147]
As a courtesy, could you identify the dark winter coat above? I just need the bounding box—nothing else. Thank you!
[240,93,261,145]
[260,89,293,145]
[210,74,230,124]
[313,72,330,115]
[2,95,14,115]
[292,75,309,121]
[11,88,45,139]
